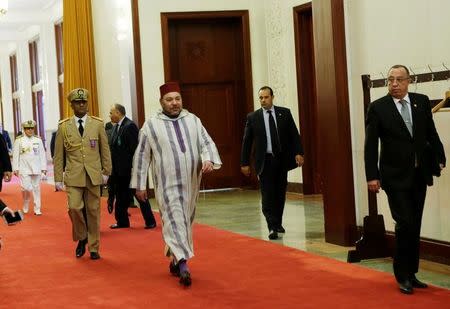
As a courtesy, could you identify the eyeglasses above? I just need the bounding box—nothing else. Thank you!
[387,77,410,83]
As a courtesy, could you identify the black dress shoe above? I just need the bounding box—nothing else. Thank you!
[398,280,413,294]
[411,276,428,288]
[90,252,100,260]
[179,271,192,287]
[110,223,129,229]
[75,239,87,258]
[268,230,278,240]
[169,261,180,277]
[145,223,156,229]
[277,226,286,233]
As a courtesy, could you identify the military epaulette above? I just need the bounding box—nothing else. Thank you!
[58,118,70,125]
[34,135,41,139]
[15,135,23,140]
[90,116,104,122]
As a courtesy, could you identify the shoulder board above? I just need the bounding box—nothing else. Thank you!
[58,118,70,124]
[90,116,104,122]
[15,135,23,140]
[34,135,41,139]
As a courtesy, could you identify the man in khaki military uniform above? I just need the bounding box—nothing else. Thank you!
[53,88,112,260]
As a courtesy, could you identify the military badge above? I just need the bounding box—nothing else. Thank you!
[90,138,98,148]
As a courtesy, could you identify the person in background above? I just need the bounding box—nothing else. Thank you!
[53,88,112,260]
[130,81,221,286]
[0,133,12,185]
[0,133,13,251]
[104,121,116,213]
[0,125,12,193]
[364,64,446,294]
[240,86,304,240]
[12,120,47,215]
[108,103,156,229]
[0,123,12,155]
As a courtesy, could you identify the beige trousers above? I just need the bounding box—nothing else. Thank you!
[66,175,101,253]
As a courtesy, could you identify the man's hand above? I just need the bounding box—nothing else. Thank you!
[367,179,381,193]
[240,166,251,177]
[3,172,12,182]
[102,175,109,185]
[13,170,19,177]
[202,161,214,174]
[135,190,147,202]
[439,163,445,170]
[295,155,304,167]
[55,182,65,191]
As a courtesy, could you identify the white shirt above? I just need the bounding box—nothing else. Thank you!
[262,106,278,154]
[74,114,88,130]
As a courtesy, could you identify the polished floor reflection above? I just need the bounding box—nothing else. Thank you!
[177,189,450,289]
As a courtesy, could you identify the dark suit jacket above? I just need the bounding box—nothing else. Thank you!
[110,117,139,176]
[364,92,446,190]
[241,106,304,175]
[0,134,12,175]
[50,131,57,158]
[1,131,12,152]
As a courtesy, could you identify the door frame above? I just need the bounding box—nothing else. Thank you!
[293,3,320,195]
[160,10,254,116]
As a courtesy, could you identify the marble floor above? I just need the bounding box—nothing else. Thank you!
[176,189,450,289]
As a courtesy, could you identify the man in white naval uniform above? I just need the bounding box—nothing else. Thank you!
[12,120,47,215]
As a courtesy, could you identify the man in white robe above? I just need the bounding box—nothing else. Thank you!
[131,81,221,287]
[12,120,47,215]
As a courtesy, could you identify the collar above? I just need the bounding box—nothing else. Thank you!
[393,94,411,105]
[74,114,88,123]
[262,105,275,113]
[117,116,125,127]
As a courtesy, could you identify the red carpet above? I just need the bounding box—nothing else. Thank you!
[0,182,449,308]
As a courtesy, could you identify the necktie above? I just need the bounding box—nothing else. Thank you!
[267,110,280,154]
[399,100,413,136]
[112,124,119,143]
[78,119,84,136]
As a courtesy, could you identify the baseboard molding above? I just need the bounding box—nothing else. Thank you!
[287,182,303,194]
[354,225,450,265]
[385,232,450,265]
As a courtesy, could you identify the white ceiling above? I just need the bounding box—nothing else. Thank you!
[0,0,62,42]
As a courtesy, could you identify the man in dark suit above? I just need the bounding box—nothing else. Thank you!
[104,121,116,213]
[108,104,156,229]
[0,123,12,154]
[241,86,304,240]
[50,131,57,159]
[0,134,12,185]
[0,132,15,251]
[365,64,446,294]
[0,126,12,193]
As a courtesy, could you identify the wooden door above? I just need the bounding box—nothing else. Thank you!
[163,14,253,189]
[294,4,322,194]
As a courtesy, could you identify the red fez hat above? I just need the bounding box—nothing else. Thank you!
[160,82,181,98]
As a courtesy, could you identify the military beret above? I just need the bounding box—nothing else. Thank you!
[67,88,89,102]
[22,120,36,128]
